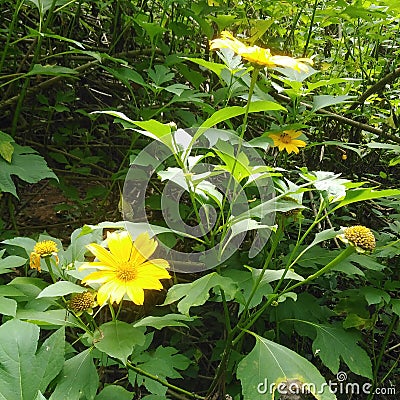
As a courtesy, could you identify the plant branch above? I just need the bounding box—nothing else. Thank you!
[349,67,400,110]
[271,92,400,144]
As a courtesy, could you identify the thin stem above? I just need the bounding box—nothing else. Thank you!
[44,257,57,283]
[368,314,399,399]
[125,360,205,400]
[302,0,319,57]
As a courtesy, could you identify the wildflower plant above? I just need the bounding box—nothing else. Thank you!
[0,25,399,400]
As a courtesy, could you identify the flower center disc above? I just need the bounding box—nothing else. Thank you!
[280,134,291,144]
[117,263,136,282]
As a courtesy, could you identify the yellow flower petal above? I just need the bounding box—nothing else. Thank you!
[130,232,158,266]
[81,270,115,284]
[126,284,145,305]
[106,231,134,262]
[86,243,118,266]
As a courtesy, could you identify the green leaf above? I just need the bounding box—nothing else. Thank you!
[0,254,27,274]
[37,281,87,298]
[0,296,17,316]
[311,95,355,112]
[50,349,98,400]
[27,64,79,77]
[199,101,286,132]
[26,0,66,15]
[129,346,190,396]
[332,188,400,212]
[0,144,57,198]
[359,287,390,305]
[391,299,400,317]
[92,111,173,149]
[0,131,14,163]
[222,269,273,311]
[0,320,64,400]
[311,323,372,378]
[133,314,195,330]
[183,57,227,77]
[95,385,133,400]
[251,267,304,284]
[16,309,79,327]
[162,272,237,315]
[147,65,174,87]
[237,333,336,400]
[100,65,150,90]
[93,321,146,363]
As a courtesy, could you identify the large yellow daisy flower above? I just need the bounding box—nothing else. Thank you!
[268,130,306,154]
[210,31,312,72]
[80,231,170,306]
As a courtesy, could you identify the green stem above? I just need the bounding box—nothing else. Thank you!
[368,314,399,399]
[44,257,57,283]
[302,0,319,57]
[238,226,283,322]
[125,360,205,400]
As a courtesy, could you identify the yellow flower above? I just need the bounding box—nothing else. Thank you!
[30,240,59,272]
[339,225,376,253]
[210,31,312,71]
[68,291,97,316]
[268,130,306,154]
[80,231,171,306]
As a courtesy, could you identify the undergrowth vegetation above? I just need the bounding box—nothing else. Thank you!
[0,1,399,399]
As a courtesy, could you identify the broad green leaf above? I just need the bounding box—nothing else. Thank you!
[0,320,64,400]
[0,144,57,198]
[391,299,400,317]
[50,349,98,400]
[92,111,173,149]
[0,254,26,274]
[147,65,174,87]
[27,64,79,77]
[311,323,372,378]
[199,101,285,132]
[0,296,17,316]
[135,20,166,43]
[16,309,79,327]
[133,314,195,330]
[183,57,226,77]
[129,346,190,396]
[162,272,237,315]
[366,142,400,153]
[93,321,146,363]
[359,287,390,305]
[222,269,273,311]
[37,281,87,298]
[307,78,353,91]
[101,65,150,90]
[332,188,400,211]
[0,284,25,297]
[311,95,355,112]
[237,333,336,400]
[95,385,133,400]
[251,267,304,284]
[290,228,340,268]
[27,0,67,15]
[0,131,14,163]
